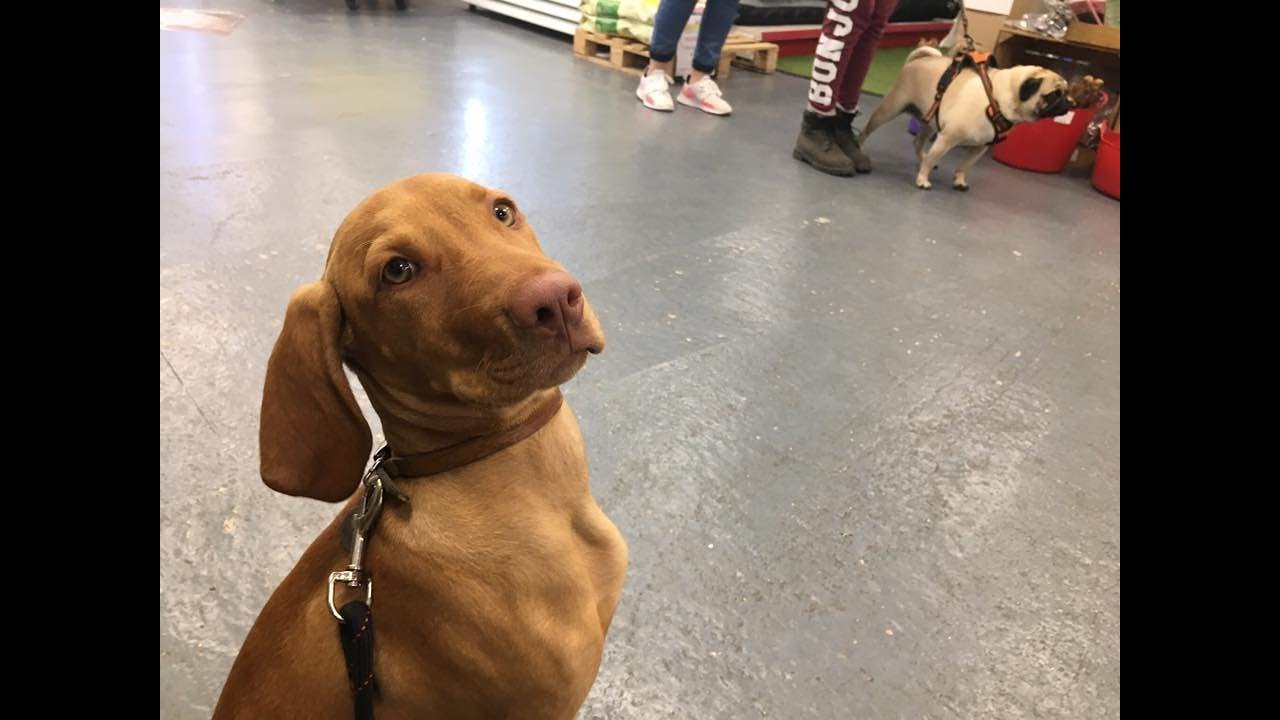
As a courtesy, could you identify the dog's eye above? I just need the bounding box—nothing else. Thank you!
[381,258,417,285]
[494,203,516,227]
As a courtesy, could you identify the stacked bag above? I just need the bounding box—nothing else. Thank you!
[580,0,662,44]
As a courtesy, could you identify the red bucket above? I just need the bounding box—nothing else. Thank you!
[1091,123,1119,199]
[993,91,1109,173]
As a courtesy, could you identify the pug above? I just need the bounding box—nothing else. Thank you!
[860,45,1073,190]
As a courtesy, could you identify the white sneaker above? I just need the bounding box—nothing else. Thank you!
[677,76,732,116]
[636,70,675,112]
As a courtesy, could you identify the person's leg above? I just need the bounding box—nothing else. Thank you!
[795,0,884,174]
[689,0,741,82]
[834,0,898,114]
[806,0,885,116]
[639,0,698,111]
[677,0,739,115]
[647,0,699,78]
[800,0,897,173]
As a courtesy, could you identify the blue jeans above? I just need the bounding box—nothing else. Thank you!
[648,0,742,74]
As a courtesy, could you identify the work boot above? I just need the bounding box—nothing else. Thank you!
[793,112,856,177]
[834,109,872,173]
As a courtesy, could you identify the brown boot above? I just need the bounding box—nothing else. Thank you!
[793,112,856,177]
[834,109,872,173]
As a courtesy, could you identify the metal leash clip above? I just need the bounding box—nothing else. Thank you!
[327,448,393,621]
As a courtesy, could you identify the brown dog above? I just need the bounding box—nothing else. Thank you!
[212,174,628,719]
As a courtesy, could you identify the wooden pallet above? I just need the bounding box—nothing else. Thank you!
[573,28,651,77]
[573,28,778,79]
[721,35,779,78]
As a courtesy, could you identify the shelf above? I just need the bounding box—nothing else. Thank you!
[467,0,581,36]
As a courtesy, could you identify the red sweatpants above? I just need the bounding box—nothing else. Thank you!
[806,0,899,115]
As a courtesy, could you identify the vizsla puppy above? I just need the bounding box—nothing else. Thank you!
[212,174,628,720]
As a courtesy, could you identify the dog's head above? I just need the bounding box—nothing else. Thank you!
[258,174,605,500]
[1014,67,1073,120]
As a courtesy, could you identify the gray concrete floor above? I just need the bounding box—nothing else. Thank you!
[160,2,1120,718]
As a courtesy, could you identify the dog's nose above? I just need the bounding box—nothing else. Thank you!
[509,270,586,335]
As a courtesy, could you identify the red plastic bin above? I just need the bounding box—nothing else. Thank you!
[1091,123,1119,200]
[992,92,1109,173]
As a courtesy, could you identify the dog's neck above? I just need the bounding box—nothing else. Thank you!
[990,69,1036,123]
[351,366,558,455]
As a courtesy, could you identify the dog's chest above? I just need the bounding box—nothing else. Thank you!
[368,416,624,715]
[375,539,609,717]
[937,79,1000,144]
[369,494,620,716]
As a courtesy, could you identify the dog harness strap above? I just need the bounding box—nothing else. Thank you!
[923,51,1013,143]
[379,390,565,480]
[922,54,967,126]
[975,62,1014,144]
[338,601,377,720]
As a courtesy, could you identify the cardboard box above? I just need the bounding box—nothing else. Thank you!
[1067,146,1097,172]
[962,10,1011,51]
[1065,21,1120,50]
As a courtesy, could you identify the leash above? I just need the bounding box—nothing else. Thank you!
[337,600,376,720]
[957,0,976,52]
[327,447,391,720]
[325,390,564,720]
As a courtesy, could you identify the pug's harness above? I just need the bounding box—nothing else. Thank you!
[921,50,1015,145]
[325,390,565,720]
[929,0,1015,144]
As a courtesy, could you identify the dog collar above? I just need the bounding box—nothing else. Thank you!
[330,387,565,605]
[376,389,565,482]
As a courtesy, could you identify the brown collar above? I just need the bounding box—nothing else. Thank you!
[377,389,564,482]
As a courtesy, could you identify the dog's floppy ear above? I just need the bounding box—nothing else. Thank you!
[1019,76,1044,102]
[259,281,372,502]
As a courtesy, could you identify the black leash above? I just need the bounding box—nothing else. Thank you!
[323,391,565,720]
[957,0,976,52]
[338,601,377,720]
[328,447,398,720]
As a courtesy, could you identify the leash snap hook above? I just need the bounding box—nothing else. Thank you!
[328,571,373,622]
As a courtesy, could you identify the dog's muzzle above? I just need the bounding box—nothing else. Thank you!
[1040,90,1073,118]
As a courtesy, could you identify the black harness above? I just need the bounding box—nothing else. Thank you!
[922,51,1015,145]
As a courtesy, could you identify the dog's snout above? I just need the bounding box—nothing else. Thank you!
[1040,90,1072,117]
[509,270,586,333]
